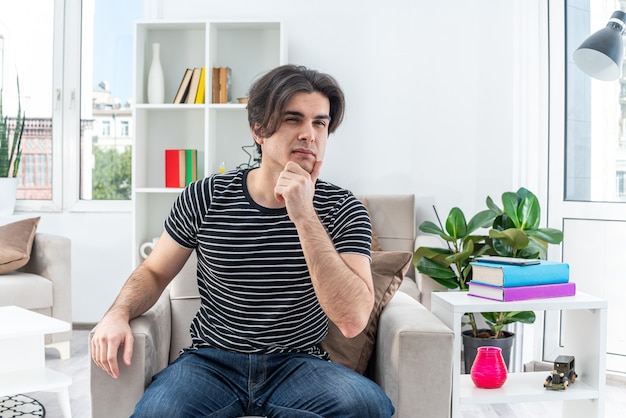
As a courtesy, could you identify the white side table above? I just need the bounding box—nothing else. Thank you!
[431,291,607,418]
[0,305,72,418]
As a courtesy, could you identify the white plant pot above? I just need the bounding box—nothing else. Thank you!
[0,177,18,216]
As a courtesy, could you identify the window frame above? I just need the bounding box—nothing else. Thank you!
[547,0,626,374]
[14,0,133,213]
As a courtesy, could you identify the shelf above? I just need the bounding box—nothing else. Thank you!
[208,103,247,109]
[135,103,207,110]
[431,291,608,418]
[459,372,598,405]
[134,103,246,110]
[135,20,207,32]
[432,291,607,313]
[135,187,185,194]
[132,19,285,267]
[0,368,72,396]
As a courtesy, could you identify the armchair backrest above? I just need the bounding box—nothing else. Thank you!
[165,194,416,361]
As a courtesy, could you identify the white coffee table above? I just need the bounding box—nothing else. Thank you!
[0,305,72,418]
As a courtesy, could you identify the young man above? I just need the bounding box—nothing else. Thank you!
[91,64,395,417]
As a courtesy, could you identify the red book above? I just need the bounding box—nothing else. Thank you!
[468,281,576,302]
[165,149,186,188]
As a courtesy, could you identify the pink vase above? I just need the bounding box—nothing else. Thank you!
[470,346,508,389]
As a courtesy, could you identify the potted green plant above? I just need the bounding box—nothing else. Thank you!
[413,187,563,372]
[0,75,26,215]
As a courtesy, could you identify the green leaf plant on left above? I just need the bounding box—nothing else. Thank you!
[413,187,563,338]
[0,75,26,178]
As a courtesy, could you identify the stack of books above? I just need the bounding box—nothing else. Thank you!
[173,67,206,104]
[468,257,575,302]
[165,149,197,188]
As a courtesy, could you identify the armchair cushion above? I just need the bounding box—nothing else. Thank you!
[320,251,411,374]
[359,197,383,251]
[0,217,40,274]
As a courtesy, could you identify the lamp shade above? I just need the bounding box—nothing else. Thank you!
[573,10,626,81]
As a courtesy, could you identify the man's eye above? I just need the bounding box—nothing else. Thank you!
[315,120,327,127]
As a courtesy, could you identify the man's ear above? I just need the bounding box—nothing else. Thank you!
[251,124,263,145]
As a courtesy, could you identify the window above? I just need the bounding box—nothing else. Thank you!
[617,170,626,196]
[120,120,129,136]
[549,0,626,374]
[101,120,111,136]
[0,1,56,203]
[2,0,141,211]
[566,0,626,202]
[80,0,141,202]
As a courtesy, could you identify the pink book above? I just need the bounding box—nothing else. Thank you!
[468,281,576,302]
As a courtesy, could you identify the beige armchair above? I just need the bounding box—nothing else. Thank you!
[90,195,453,418]
[0,233,72,358]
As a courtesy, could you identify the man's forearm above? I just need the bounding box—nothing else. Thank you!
[105,264,168,322]
[295,216,374,338]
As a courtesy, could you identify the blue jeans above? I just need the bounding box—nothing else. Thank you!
[131,347,395,417]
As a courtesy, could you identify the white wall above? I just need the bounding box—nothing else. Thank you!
[20,212,132,324]
[161,0,517,219]
[45,0,536,323]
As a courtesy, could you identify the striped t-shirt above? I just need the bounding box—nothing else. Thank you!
[164,169,372,358]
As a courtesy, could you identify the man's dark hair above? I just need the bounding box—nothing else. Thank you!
[247,65,345,155]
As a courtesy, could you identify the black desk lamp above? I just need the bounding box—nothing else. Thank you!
[573,10,626,81]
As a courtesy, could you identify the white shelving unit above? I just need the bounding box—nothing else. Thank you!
[132,20,286,266]
[431,291,607,418]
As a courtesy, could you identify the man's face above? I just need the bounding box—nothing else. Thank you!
[256,91,331,174]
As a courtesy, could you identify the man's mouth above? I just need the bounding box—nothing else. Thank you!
[292,148,316,158]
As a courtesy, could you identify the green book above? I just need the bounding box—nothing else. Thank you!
[185,149,197,185]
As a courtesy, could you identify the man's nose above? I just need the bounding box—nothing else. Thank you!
[298,124,316,142]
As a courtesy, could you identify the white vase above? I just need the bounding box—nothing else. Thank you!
[147,43,164,104]
[0,177,18,216]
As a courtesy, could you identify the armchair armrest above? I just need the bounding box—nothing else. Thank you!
[375,291,453,418]
[90,290,172,418]
[23,233,72,320]
[22,233,72,345]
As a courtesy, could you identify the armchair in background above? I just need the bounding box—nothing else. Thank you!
[0,224,72,359]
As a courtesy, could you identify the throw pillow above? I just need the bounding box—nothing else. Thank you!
[319,251,412,374]
[0,217,41,274]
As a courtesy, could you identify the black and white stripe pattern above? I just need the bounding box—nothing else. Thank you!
[164,169,372,358]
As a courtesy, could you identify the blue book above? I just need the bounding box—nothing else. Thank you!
[469,260,569,287]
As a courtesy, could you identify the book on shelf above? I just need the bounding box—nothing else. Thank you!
[194,67,206,104]
[185,68,202,104]
[211,66,233,103]
[468,281,576,302]
[165,149,185,188]
[219,66,232,103]
[469,260,570,287]
[172,68,193,104]
[165,149,198,188]
[185,149,197,184]
[212,67,220,103]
